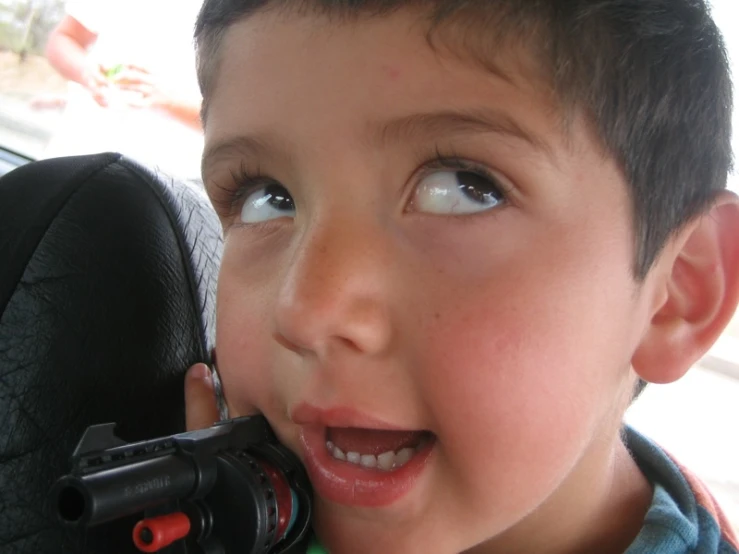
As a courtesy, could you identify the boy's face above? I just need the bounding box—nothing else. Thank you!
[203,9,656,553]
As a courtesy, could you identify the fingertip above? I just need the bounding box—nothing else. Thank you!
[185,363,219,431]
[187,363,212,384]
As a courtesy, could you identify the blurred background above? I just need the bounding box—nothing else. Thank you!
[0,0,67,157]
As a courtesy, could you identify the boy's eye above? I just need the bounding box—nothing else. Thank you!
[240,183,296,223]
[410,169,505,215]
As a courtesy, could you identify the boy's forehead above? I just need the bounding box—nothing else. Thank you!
[206,9,571,142]
[204,6,561,128]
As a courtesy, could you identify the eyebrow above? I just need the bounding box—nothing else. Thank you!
[372,108,554,158]
[202,107,554,175]
[202,134,287,176]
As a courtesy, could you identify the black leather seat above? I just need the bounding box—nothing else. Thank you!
[0,153,222,553]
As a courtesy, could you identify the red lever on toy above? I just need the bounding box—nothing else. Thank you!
[133,512,191,553]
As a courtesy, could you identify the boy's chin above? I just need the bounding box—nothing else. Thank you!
[313,516,431,554]
[310,499,490,554]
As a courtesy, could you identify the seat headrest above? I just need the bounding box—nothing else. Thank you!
[0,153,222,553]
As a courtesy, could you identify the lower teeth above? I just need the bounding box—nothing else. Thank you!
[326,438,427,471]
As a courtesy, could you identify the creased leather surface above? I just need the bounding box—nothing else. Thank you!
[0,154,222,553]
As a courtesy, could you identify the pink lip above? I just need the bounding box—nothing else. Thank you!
[292,403,435,507]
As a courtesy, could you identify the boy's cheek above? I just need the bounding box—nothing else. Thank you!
[214,277,271,409]
[214,280,304,454]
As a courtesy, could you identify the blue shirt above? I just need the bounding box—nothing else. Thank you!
[625,426,738,553]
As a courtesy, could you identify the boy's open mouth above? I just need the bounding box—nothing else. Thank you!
[325,427,435,471]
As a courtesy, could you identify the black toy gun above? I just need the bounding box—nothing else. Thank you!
[50,416,313,554]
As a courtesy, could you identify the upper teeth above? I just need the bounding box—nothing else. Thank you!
[326,440,422,471]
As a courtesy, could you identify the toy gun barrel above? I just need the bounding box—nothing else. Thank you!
[55,453,197,527]
[50,416,313,554]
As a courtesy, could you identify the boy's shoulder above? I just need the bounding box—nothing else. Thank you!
[624,426,739,554]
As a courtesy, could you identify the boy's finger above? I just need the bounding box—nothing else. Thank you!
[185,363,220,431]
[123,63,152,74]
[111,70,155,87]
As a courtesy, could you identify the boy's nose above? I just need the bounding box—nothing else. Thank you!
[274,217,393,360]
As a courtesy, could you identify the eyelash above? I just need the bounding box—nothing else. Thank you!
[415,147,513,203]
[209,161,272,219]
[209,150,511,219]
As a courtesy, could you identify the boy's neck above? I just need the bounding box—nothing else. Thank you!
[467,434,653,554]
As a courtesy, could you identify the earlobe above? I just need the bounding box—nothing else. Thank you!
[632,192,739,384]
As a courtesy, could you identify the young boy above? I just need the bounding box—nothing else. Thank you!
[183,1,739,552]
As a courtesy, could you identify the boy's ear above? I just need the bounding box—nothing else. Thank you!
[632,191,739,384]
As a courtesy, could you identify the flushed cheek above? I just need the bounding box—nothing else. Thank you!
[423,328,587,494]
[416,345,599,536]
[411,263,633,523]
